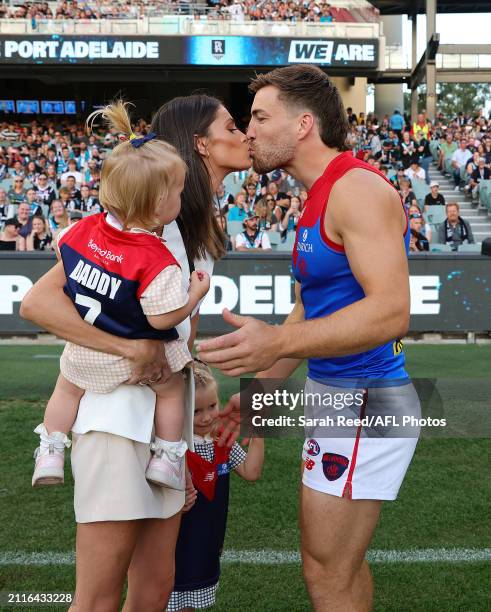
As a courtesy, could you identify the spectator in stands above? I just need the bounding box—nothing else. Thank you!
[398,178,417,209]
[15,201,33,240]
[399,131,417,169]
[214,182,234,214]
[437,202,475,250]
[415,130,432,184]
[8,177,27,206]
[61,159,83,187]
[279,196,301,234]
[64,175,82,203]
[254,198,276,231]
[0,218,21,251]
[389,108,405,136]
[25,188,43,216]
[469,157,490,202]
[408,204,432,243]
[46,164,59,189]
[346,107,357,125]
[76,184,100,212]
[404,160,425,183]
[58,186,77,210]
[0,188,9,221]
[227,192,247,221]
[25,160,38,183]
[424,181,445,212]
[214,211,233,252]
[0,155,8,181]
[451,138,472,190]
[245,181,260,209]
[409,212,429,252]
[25,215,52,251]
[438,132,457,172]
[10,160,25,179]
[34,173,56,207]
[0,124,18,142]
[411,113,429,139]
[235,211,272,252]
[48,199,69,237]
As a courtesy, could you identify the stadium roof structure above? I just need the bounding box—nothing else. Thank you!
[370,0,491,13]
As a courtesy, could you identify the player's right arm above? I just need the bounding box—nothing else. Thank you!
[20,261,167,383]
[217,282,304,447]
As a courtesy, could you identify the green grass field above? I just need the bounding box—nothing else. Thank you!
[0,345,490,611]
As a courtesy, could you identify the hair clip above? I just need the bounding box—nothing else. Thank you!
[130,132,157,149]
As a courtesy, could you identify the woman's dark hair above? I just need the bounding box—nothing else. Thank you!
[150,95,226,262]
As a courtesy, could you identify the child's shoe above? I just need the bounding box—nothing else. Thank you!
[32,424,71,487]
[145,438,187,491]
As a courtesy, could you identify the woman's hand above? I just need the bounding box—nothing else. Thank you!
[124,339,171,385]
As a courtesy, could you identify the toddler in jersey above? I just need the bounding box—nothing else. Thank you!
[168,359,264,611]
[31,101,210,491]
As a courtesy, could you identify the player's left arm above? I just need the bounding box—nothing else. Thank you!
[279,169,410,359]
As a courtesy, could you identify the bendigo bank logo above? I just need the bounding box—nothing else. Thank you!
[211,39,225,60]
[296,228,313,253]
[288,40,334,64]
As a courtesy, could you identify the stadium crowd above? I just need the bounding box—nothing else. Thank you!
[0,105,490,253]
[0,0,342,21]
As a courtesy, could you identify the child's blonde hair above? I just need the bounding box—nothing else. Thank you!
[193,358,217,391]
[86,100,187,229]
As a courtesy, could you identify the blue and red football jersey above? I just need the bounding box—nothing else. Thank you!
[58,213,179,341]
[291,152,409,380]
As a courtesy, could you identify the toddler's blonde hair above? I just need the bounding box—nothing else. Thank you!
[193,358,217,390]
[86,100,187,229]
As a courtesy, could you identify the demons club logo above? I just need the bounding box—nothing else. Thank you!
[322,452,349,481]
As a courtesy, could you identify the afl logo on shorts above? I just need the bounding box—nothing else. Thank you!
[305,439,320,456]
[322,453,349,481]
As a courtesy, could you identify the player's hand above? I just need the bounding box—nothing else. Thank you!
[197,309,281,376]
[182,469,197,513]
[189,270,210,300]
[216,392,244,447]
[124,339,171,386]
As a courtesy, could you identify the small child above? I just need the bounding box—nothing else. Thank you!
[31,101,210,491]
[168,359,264,612]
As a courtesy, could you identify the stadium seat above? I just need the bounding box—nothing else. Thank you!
[429,140,440,161]
[276,233,296,252]
[426,206,447,225]
[411,178,430,208]
[444,156,454,175]
[429,243,452,252]
[268,231,281,247]
[226,220,245,241]
[457,243,482,252]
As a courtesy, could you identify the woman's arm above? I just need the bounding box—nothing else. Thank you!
[234,438,264,481]
[20,261,168,383]
[26,233,34,251]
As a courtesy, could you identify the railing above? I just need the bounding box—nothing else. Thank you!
[0,17,381,38]
[384,44,491,72]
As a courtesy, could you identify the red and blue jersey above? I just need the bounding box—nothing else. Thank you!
[292,152,409,380]
[58,213,179,341]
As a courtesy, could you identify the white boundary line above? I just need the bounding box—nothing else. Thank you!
[0,549,489,566]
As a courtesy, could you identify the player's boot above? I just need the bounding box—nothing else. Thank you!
[32,424,71,487]
[145,438,187,491]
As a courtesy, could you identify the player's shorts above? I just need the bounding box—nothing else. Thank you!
[301,377,420,501]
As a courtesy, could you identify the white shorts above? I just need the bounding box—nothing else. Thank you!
[301,378,420,501]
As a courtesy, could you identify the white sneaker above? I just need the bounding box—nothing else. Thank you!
[454,185,460,191]
[32,424,71,487]
[145,439,187,490]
